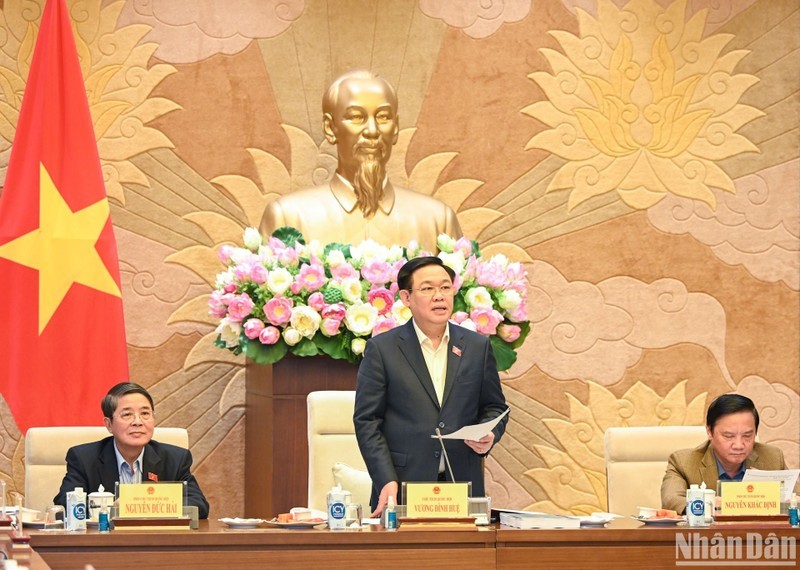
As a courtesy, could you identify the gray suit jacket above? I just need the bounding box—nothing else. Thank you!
[353,320,508,509]
[661,440,787,513]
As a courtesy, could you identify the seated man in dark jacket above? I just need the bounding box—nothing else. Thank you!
[54,382,209,519]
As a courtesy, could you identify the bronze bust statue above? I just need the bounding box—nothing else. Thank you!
[260,70,462,250]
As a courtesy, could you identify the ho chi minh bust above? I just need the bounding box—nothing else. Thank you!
[259,70,462,251]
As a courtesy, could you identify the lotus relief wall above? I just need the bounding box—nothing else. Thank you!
[0,0,796,517]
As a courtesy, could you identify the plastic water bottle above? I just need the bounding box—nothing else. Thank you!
[98,503,110,533]
[385,496,397,531]
[789,494,799,527]
[686,483,705,527]
[65,487,87,531]
[326,484,347,530]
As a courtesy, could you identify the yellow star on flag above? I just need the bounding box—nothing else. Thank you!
[0,163,121,333]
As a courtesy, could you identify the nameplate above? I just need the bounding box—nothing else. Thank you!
[117,483,183,518]
[719,481,781,516]
[405,482,470,518]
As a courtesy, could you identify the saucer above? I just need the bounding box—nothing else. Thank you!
[263,518,326,529]
[632,515,685,525]
[219,517,266,529]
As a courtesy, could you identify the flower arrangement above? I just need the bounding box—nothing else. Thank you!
[210,227,530,371]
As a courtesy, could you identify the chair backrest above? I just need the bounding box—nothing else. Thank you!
[24,426,189,514]
[604,425,707,516]
[307,391,370,512]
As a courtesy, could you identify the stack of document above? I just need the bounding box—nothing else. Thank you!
[499,510,580,529]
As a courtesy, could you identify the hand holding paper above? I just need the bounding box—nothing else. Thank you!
[431,408,510,441]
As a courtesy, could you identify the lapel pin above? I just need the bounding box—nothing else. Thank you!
[148,472,158,482]
[452,346,462,357]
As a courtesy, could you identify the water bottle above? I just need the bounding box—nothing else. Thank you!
[65,487,87,531]
[98,503,110,533]
[326,484,347,530]
[686,484,705,527]
[385,496,397,531]
[789,494,799,527]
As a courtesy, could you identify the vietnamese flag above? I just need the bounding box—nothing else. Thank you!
[0,0,128,431]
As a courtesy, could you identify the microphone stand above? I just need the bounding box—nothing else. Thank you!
[435,428,456,483]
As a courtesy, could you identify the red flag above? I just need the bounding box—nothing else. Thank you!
[0,0,128,431]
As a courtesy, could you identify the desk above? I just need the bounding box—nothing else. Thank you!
[28,519,800,570]
[29,520,496,569]
[496,518,800,569]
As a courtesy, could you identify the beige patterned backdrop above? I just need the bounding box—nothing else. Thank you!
[0,0,797,517]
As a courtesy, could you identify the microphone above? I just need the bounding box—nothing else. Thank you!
[435,428,456,483]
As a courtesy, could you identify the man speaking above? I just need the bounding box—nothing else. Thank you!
[353,256,508,516]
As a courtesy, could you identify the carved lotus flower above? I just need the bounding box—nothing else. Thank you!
[524,0,762,210]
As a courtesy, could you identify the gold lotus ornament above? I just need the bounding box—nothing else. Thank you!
[524,380,706,514]
[524,0,762,211]
[0,0,178,203]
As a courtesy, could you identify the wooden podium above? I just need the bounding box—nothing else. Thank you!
[244,356,358,517]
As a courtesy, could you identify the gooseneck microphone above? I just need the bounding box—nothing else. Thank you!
[435,427,456,483]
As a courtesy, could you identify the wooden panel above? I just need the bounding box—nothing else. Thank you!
[245,356,359,517]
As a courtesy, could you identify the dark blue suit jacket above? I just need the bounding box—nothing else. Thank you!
[353,320,509,509]
[54,436,209,519]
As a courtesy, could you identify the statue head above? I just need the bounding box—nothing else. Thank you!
[322,70,399,218]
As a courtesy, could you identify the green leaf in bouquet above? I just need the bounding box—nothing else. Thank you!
[323,242,351,260]
[510,321,531,350]
[469,239,481,257]
[490,335,518,372]
[452,295,467,314]
[314,332,360,364]
[241,336,289,364]
[291,336,320,357]
[271,226,306,248]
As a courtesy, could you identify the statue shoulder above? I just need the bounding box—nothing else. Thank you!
[267,183,334,209]
[392,185,462,237]
[393,186,455,212]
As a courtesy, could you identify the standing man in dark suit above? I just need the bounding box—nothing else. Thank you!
[54,382,209,519]
[354,256,509,516]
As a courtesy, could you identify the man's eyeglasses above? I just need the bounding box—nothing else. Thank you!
[411,285,454,297]
[116,410,154,423]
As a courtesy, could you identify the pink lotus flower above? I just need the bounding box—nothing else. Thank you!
[268,237,286,251]
[277,246,299,268]
[227,294,255,322]
[234,262,254,282]
[470,307,503,335]
[250,264,268,284]
[454,237,473,257]
[244,318,265,339]
[361,259,392,285]
[390,260,404,283]
[331,261,358,281]
[451,311,469,324]
[259,326,280,345]
[372,317,397,336]
[208,290,229,318]
[368,288,395,315]
[296,263,326,292]
[497,323,522,343]
[218,245,234,264]
[320,317,342,337]
[223,282,237,294]
[322,302,346,320]
[476,261,506,289]
[264,297,293,326]
[509,301,528,323]
[308,292,326,311]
